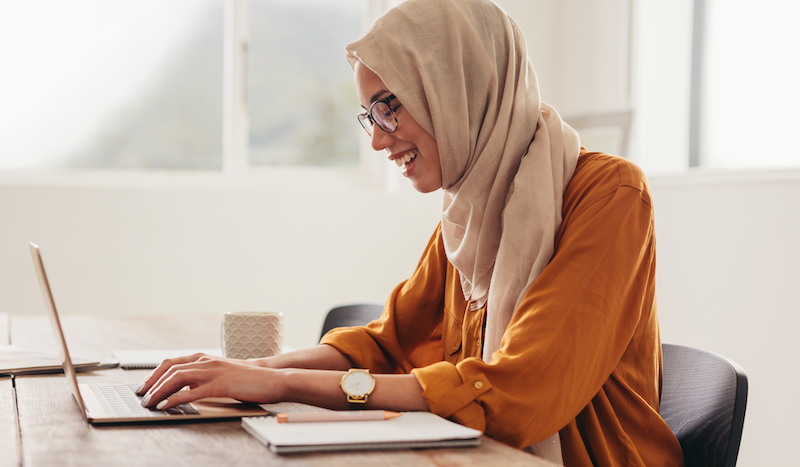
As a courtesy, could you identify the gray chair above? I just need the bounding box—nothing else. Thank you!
[319,303,383,341]
[660,344,748,467]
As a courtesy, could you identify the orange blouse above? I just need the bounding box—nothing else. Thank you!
[321,151,684,467]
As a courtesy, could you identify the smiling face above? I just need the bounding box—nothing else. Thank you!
[353,60,442,193]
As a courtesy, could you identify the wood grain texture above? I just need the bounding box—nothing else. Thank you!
[1,377,21,467]
[11,314,558,467]
[1,314,21,467]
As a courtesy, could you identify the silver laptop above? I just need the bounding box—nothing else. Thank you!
[28,242,268,424]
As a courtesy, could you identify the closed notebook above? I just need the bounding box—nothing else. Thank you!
[1,344,108,375]
[242,411,481,454]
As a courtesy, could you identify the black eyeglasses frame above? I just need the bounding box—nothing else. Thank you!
[357,94,402,137]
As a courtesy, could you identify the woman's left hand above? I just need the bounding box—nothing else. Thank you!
[136,353,283,410]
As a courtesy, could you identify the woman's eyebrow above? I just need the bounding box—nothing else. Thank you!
[361,89,391,110]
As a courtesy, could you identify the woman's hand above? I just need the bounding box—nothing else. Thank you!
[136,353,283,410]
[132,346,428,412]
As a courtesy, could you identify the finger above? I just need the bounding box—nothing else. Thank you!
[136,353,209,395]
[142,359,224,407]
[152,384,214,411]
[142,366,205,406]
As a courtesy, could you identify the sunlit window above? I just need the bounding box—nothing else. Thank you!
[248,0,361,167]
[0,0,362,171]
[0,0,223,170]
[698,0,800,169]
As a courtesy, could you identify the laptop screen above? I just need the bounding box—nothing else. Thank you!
[29,242,88,414]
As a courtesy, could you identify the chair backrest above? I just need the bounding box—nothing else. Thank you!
[319,303,384,341]
[660,344,748,467]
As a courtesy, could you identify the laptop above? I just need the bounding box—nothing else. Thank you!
[28,242,268,424]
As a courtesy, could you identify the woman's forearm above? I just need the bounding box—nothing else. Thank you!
[139,344,430,412]
[260,345,429,411]
[255,344,354,371]
[277,368,430,412]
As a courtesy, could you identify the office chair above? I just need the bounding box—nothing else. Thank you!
[319,303,384,341]
[660,344,748,467]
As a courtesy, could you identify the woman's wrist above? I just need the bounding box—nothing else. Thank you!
[248,355,280,369]
[264,367,292,402]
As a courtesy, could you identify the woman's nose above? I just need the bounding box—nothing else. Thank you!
[370,125,394,152]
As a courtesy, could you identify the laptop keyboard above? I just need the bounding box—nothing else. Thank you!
[88,383,200,417]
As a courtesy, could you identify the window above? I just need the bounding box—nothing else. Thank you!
[0,0,223,170]
[248,0,361,167]
[691,0,800,170]
[0,0,363,173]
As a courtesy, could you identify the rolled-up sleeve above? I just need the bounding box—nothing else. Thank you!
[321,224,449,373]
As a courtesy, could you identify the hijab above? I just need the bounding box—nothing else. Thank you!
[347,0,580,461]
[347,0,580,360]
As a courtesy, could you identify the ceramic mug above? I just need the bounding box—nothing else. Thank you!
[221,311,283,360]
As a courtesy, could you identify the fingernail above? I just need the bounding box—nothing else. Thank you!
[135,382,145,394]
[141,394,152,407]
[156,399,168,410]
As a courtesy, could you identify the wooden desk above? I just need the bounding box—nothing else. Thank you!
[1,313,21,467]
[6,313,556,467]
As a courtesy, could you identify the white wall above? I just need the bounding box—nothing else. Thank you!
[495,0,632,116]
[650,170,800,467]
[0,178,441,350]
[1,0,796,465]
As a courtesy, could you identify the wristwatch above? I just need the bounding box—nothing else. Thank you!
[340,369,375,404]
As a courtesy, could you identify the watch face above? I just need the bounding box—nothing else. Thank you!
[343,371,375,397]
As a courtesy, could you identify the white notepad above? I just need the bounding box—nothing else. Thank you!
[242,411,481,454]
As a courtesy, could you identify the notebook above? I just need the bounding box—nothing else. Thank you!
[113,346,294,370]
[28,242,268,424]
[0,344,107,375]
[242,411,482,454]
[113,348,222,370]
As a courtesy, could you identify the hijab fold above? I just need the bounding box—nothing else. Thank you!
[346,1,580,461]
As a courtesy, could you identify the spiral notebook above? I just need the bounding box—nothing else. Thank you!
[113,348,222,370]
[112,346,293,370]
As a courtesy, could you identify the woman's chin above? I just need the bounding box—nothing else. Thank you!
[409,178,442,194]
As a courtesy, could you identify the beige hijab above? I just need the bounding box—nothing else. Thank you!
[347,0,579,461]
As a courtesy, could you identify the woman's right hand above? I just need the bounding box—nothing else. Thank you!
[136,353,286,410]
[135,346,428,413]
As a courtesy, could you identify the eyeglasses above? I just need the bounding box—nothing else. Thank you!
[357,94,402,137]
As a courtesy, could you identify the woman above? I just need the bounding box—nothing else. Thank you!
[138,0,683,465]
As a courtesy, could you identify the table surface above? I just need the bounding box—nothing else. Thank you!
[1,312,556,467]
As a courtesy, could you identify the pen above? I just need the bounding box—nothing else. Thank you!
[276,410,402,423]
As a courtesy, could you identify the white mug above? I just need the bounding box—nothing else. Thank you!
[221,311,283,360]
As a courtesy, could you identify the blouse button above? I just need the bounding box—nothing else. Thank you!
[473,381,484,390]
